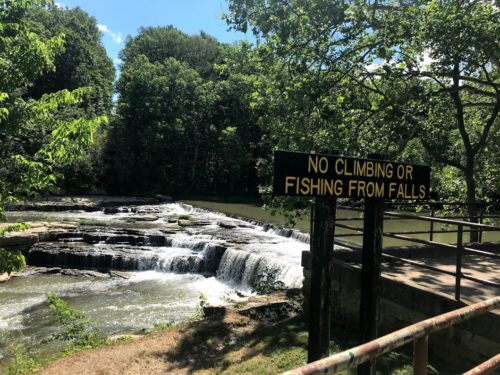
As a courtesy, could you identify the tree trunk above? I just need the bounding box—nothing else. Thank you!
[465,159,479,243]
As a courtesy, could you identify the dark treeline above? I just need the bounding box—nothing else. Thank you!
[104,27,262,195]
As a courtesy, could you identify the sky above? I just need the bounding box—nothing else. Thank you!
[55,0,253,73]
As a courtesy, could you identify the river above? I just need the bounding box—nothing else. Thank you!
[1,199,499,369]
[0,202,307,367]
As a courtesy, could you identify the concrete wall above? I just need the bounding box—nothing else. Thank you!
[301,250,500,372]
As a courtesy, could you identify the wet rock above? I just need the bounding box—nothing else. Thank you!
[178,219,192,227]
[238,300,300,322]
[178,219,211,227]
[60,268,110,278]
[236,223,255,229]
[159,226,182,234]
[0,233,39,247]
[38,231,68,242]
[103,206,130,214]
[109,271,131,279]
[130,215,158,222]
[203,305,226,317]
[203,245,227,274]
[218,221,237,229]
[26,241,210,274]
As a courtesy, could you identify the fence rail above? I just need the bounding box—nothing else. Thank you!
[282,296,500,375]
[335,204,500,301]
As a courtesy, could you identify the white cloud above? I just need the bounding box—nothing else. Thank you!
[97,24,123,44]
[54,2,63,8]
[113,58,123,66]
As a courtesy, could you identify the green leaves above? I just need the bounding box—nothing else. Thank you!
[0,249,26,275]
[46,293,105,352]
[0,0,111,272]
[225,0,500,205]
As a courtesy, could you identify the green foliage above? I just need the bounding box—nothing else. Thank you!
[251,267,285,295]
[4,341,41,375]
[146,321,176,333]
[120,26,221,80]
[0,223,30,236]
[25,4,115,194]
[225,0,500,212]
[195,294,208,317]
[0,250,26,275]
[0,0,108,273]
[0,223,29,274]
[106,27,261,196]
[46,292,105,352]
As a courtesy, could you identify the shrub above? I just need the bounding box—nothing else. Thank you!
[46,293,105,353]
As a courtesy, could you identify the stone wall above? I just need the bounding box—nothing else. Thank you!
[301,250,500,371]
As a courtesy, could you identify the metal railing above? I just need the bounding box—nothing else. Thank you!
[282,296,500,375]
[334,204,500,301]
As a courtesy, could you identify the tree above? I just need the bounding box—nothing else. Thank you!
[107,28,261,195]
[226,0,500,227]
[0,0,107,274]
[120,26,222,80]
[25,4,115,193]
[107,54,206,193]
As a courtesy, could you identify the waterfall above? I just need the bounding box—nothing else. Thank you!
[216,248,303,290]
[261,224,310,243]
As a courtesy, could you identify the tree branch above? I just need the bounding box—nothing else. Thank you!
[462,102,497,107]
[420,139,466,172]
[450,62,473,156]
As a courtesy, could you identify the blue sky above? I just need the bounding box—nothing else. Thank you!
[56,0,253,73]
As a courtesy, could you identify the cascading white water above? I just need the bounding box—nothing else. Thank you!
[1,201,311,360]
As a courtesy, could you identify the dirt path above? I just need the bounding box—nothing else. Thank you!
[35,294,300,375]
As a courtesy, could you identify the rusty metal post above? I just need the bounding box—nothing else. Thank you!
[413,335,429,375]
[455,224,463,301]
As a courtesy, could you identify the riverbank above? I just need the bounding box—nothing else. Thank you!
[29,291,421,375]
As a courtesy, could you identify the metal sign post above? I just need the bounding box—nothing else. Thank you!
[273,150,430,370]
[307,197,336,362]
[358,154,385,375]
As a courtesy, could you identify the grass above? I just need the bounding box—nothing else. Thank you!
[3,315,439,375]
[146,321,177,334]
[203,318,436,375]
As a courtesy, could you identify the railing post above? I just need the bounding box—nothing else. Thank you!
[478,205,484,243]
[413,335,429,375]
[429,207,435,241]
[455,224,463,301]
